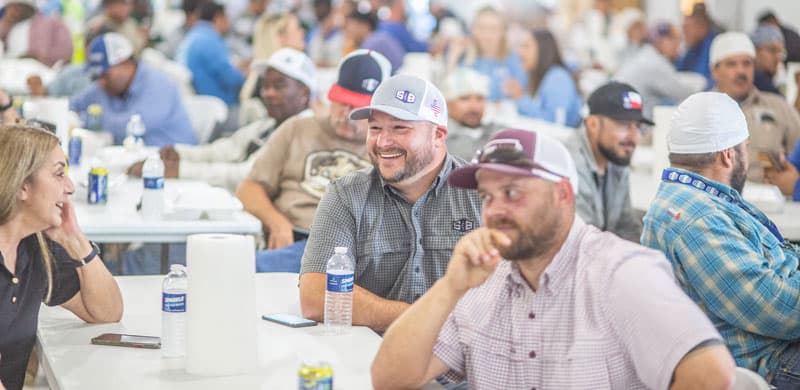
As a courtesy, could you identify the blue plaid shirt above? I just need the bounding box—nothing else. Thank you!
[641,168,800,378]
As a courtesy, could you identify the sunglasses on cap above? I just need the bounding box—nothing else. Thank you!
[471,139,566,183]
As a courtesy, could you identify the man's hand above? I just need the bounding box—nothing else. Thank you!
[267,217,295,249]
[127,159,178,178]
[443,228,511,296]
[764,156,800,196]
[163,158,179,178]
[26,75,47,96]
[126,160,144,177]
[159,146,180,162]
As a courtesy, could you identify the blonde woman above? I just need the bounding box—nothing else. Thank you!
[447,6,527,102]
[240,13,306,106]
[0,126,122,390]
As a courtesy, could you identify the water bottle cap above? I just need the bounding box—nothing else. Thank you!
[334,247,348,254]
[169,264,186,273]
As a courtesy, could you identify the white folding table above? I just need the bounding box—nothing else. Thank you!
[36,273,382,390]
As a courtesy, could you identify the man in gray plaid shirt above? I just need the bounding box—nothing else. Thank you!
[372,129,736,389]
[299,74,482,332]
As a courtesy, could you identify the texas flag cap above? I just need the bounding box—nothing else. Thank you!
[585,81,654,125]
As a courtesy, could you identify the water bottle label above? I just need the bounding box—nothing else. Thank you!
[162,293,186,313]
[326,272,354,293]
[144,177,164,189]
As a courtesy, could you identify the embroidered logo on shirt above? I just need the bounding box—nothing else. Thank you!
[395,90,416,103]
[452,218,476,233]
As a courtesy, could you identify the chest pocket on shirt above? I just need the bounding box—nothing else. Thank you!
[421,235,462,277]
[464,334,527,388]
[541,339,616,389]
[355,240,411,293]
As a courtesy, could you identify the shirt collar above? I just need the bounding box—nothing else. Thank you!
[378,153,455,200]
[665,167,743,202]
[504,217,587,296]
[577,127,601,175]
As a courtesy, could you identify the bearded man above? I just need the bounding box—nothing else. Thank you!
[298,74,482,333]
[566,81,652,241]
[371,128,736,390]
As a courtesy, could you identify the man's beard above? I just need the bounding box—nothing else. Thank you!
[488,214,560,261]
[730,150,747,193]
[371,143,435,184]
[598,141,635,166]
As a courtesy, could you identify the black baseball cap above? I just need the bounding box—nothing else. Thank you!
[586,81,654,126]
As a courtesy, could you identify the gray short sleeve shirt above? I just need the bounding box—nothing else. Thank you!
[300,154,482,303]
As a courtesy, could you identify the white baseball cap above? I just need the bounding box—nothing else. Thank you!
[668,92,749,154]
[87,33,134,80]
[251,48,317,94]
[441,67,489,101]
[349,74,448,127]
[709,32,755,68]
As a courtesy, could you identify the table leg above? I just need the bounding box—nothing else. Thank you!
[160,243,169,274]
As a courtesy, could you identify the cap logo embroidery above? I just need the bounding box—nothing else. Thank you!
[623,91,642,110]
[395,90,416,103]
[430,99,441,117]
[362,78,379,92]
[452,218,475,233]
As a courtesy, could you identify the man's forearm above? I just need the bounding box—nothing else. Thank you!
[236,179,291,231]
[300,273,409,332]
[372,279,460,389]
[352,285,410,332]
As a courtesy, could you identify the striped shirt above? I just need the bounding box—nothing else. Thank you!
[300,154,482,303]
[641,168,800,378]
[434,219,721,389]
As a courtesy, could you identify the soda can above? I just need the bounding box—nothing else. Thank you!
[87,167,108,205]
[298,361,333,390]
[68,135,82,166]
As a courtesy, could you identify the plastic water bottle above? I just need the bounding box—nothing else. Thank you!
[124,114,145,150]
[141,153,165,219]
[162,264,187,357]
[324,247,354,334]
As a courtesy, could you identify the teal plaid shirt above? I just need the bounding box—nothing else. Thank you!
[641,168,800,378]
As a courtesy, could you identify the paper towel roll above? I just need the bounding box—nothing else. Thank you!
[185,234,258,376]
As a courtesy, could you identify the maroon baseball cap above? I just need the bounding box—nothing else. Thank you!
[448,129,579,193]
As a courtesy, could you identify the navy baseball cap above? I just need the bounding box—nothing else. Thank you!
[585,82,654,125]
[328,49,392,108]
[86,33,133,80]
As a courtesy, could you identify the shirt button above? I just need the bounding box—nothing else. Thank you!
[529,351,536,359]
[415,266,420,273]
[11,277,19,284]
[11,296,17,303]
[528,312,535,319]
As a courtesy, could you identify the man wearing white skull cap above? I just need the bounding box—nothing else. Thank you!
[642,92,800,388]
